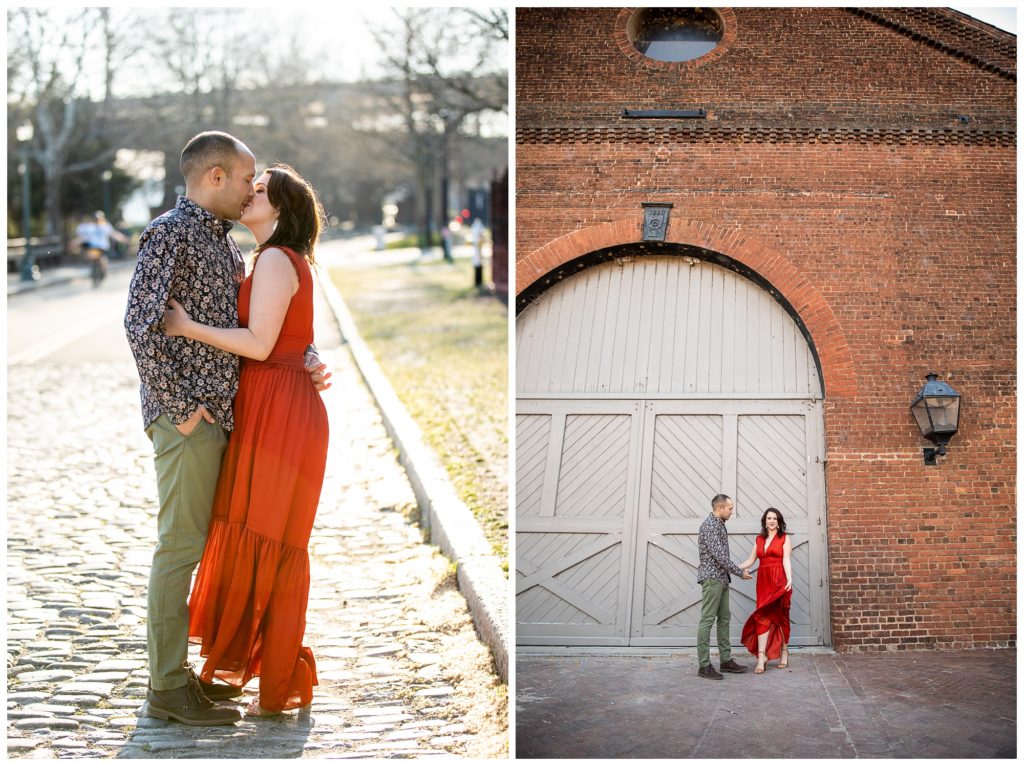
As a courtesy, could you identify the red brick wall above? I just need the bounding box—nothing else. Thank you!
[516,7,1016,651]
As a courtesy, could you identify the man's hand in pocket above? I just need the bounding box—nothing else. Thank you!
[176,405,215,436]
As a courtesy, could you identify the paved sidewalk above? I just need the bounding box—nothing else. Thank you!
[6,282,507,758]
[6,259,135,297]
[516,650,1015,758]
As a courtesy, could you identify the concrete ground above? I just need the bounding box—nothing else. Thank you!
[516,649,1015,759]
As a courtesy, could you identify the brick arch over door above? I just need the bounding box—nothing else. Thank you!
[517,216,859,399]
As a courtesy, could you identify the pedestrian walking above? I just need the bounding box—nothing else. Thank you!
[471,217,485,286]
[739,508,793,674]
[163,163,330,717]
[124,131,328,726]
[696,494,752,680]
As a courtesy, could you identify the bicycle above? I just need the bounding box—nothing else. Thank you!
[85,246,108,288]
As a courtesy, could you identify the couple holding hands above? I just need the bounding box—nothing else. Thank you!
[697,495,793,679]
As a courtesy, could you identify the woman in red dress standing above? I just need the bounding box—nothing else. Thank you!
[739,508,793,674]
[163,164,330,716]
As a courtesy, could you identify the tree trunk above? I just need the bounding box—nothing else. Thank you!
[40,152,64,239]
[34,98,77,239]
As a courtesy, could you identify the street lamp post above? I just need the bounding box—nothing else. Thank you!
[439,109,453,263]
[17,121,39,283]
[101,169,113,219]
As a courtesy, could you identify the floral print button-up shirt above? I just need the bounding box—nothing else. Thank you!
[697,513,745,585]
[124,196,245,431]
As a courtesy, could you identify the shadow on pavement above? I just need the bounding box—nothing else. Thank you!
[116,704,315,758]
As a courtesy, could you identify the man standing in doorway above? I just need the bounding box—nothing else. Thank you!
[125,131,328,725]
[696,494,751,679]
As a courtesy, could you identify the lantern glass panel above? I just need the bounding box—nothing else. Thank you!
[927,396,960,433]
[911,398,934,436]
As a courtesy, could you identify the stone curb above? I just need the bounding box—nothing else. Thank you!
[315,269,509,683]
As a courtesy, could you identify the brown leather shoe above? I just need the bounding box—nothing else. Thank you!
[720,659,748,673]
[146,672,241,726]
[186,663,243,700]
[698,664,723,680]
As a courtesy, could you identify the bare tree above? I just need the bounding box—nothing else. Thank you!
[7,7,148,236]
[95,9,146,128]
[142,8,264,208]
[8,7,97,236]
[146,7,261,126]
[66,9,149,174]
[425,8,508,114]
[465,7,509,41]
[6,6,506,242]
[367,7,508,250]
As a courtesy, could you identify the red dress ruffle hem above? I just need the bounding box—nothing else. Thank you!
[188,245,329,712]
[741,533,792,661]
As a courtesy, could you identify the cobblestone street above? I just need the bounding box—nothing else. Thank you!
[6,276,507,758]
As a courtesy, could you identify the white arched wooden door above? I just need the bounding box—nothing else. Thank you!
[516,255,829,647]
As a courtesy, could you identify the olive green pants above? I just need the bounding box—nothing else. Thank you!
[144,415,228,690]
[697,578,733,668]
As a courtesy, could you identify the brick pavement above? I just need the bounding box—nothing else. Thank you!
[515,650,1015,758]
[6,289,507,758]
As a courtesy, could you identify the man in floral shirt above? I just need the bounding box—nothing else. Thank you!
[125,131,326,725]
[696,494,752,680]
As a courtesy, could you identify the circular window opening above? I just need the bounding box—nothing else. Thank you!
[627,8,724,63]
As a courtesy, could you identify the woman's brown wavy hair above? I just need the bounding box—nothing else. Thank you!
[759,507,787,538]
[255,163,327,264]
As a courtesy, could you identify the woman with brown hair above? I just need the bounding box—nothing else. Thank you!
[163,163,330,716]
[738,507,793,674]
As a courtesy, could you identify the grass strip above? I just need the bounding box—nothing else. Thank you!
[330,256,508,568]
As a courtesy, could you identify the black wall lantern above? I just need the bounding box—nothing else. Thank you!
[910,373,961,465]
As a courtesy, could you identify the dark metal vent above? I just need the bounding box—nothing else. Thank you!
[622,108,707,119]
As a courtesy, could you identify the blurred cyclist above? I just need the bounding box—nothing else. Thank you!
[74,211,128,287]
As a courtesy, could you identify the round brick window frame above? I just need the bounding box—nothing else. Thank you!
[614,7,738,71]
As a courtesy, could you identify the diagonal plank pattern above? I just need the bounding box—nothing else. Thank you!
[554,415,631,518]
[737,415,808,518]
[650,415,723,519]
[516,415,551,517]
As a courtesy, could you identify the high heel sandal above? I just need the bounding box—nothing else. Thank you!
[754,652,767,674]
[778,648,789,669]
[245,698,281,718]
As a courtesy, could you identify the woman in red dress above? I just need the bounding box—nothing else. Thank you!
[163,164,330,716]
[739,508,793,674]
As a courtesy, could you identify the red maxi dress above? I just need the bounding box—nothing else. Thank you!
[741,533,792,661]
[188,245,329,711]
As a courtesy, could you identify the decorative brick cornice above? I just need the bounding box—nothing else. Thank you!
[849,8,1015,81]
[516,124,1015,147]
[517,217,859,398]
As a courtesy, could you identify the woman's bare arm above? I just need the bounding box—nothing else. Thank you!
[737,539,758,571]
[165,248,298,360]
